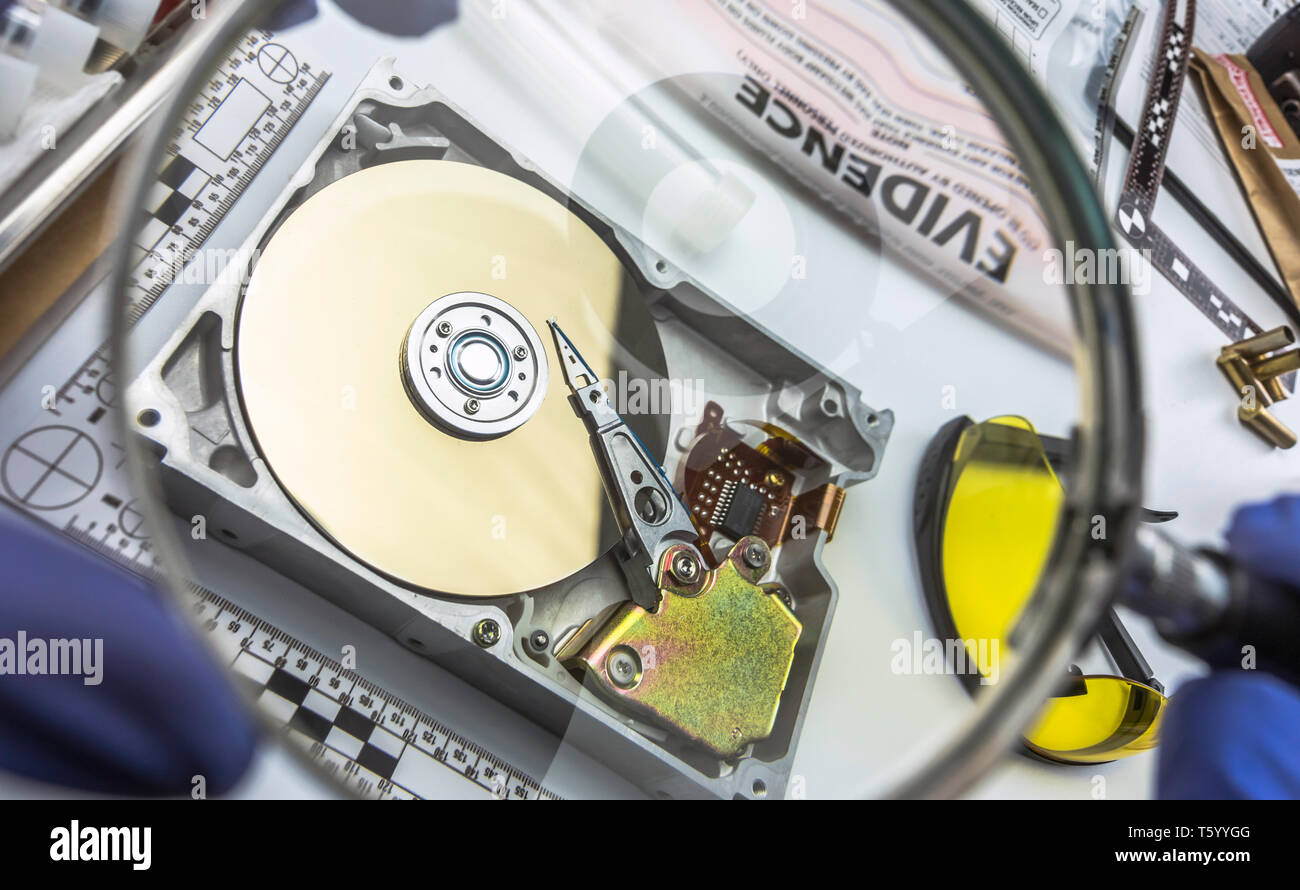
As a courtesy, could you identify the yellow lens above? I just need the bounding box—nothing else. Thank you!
[1024,676,1163,763]
[940,416,1164,762]
[943,416,1062,651]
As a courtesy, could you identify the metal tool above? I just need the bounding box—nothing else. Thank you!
[1123,525,1300,689]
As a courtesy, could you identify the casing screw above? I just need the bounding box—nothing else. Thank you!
[743,540,769,570]
[607,646,642,690]
[671,551,700,584]
[528,629,550,653]
[473,618,501,648]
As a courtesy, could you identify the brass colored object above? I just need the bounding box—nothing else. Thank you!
[558,538,801,758]
[789,484,847,542]
[681,406,845,548]
[1230,324,1294,357]
[1263,376,1289,404]
[1241,405,1298,450]
[1252,349,1300,382]
[1216,327,1298,449]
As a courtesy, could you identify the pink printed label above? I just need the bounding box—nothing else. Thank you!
[1214,54,1284,149]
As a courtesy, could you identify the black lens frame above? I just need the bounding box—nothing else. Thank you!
[912,416,1166,763]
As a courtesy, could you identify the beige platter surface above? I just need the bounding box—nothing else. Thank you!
[236,159,665,596]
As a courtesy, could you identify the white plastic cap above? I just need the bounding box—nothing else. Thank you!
[27,5,98,91]
[0,53,39,140]
[668,169,757,254]
[63,0,156,53]
[646,164,757,255]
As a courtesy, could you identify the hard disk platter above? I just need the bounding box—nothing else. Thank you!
[127,59,893,800]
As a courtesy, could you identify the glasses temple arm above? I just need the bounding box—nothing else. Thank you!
[1098,607,1164,693]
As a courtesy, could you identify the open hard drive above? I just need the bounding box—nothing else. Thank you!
[127,58,892,800]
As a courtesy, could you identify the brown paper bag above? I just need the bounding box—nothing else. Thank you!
[1190,48,1300,308]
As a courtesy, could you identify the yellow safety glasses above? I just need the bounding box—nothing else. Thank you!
[913,416,1167,765]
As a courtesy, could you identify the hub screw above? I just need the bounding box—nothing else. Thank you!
[472,618,501,648]
[465,398,481,415]
[513,346,528,361]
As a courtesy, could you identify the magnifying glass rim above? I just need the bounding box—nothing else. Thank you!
[104,0,1144,800]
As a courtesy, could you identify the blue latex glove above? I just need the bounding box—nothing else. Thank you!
[0,509,259,795]
[332,0,459,36]
[1157,495,1300,799]
[266,0,320,31]
[1222,493,1300,590]
[0,0,461,798]
[269,0,459,36]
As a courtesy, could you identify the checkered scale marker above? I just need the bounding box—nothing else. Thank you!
[124,29,330,324]
[200,590,559,800]
[60,522,563,801]
[1114,0,1272,347]
[48,456,561,800]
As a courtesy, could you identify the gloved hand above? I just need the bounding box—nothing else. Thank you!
[1223,493,1300,590]
[269,0,459,36]
[0,508,259,796]
[332,0,458,36]
[1157,494,1300,799]
[0,0,466,798]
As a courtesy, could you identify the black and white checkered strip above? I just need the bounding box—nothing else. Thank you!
[124,37,331,323]
[1122,0,1195,213]
[133,155,210,260]
[202,590,562,800]
[1112,0,1284,356]
[1124,216,1261,343]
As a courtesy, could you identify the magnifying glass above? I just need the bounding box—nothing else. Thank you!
[104,0,1150,799]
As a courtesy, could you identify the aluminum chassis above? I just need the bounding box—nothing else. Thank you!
[127,58,893,800]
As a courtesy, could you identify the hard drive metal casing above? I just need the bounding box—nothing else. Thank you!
[128,59,893,799]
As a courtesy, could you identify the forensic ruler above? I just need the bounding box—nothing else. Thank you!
[1113,0,1277,350]
[0,33,561,800]
[9,341,560,800]
[125,30,329,323]
[64,524,559,800]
